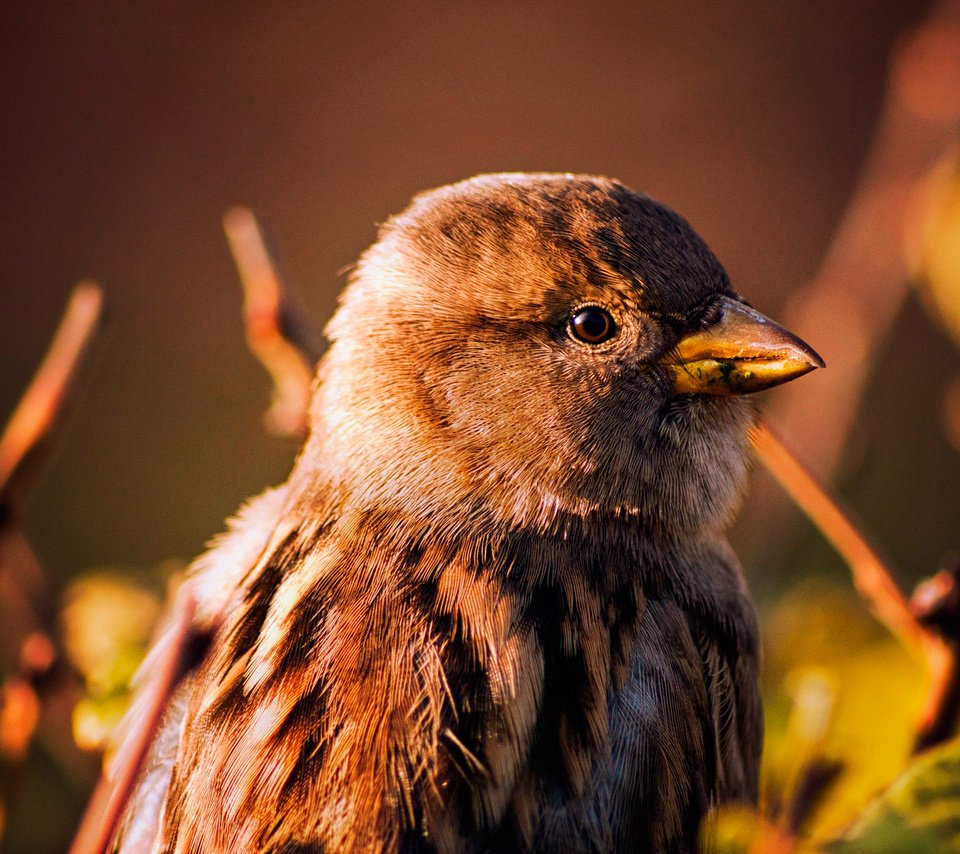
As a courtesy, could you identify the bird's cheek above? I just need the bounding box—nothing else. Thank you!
[435,353,563,456]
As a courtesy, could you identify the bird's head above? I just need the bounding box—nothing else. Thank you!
[296,174,821,538]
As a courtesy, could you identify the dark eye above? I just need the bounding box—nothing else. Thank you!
[569,306,616,344]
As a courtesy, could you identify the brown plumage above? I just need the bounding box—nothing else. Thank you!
[113,173,822,853]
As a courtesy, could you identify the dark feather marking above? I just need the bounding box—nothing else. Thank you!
[224,528,303,665]
[690,626,721,798]
[541,202,615,295]
[275,681,330,797]
[434,620,495,835]
[275,578,336,676]
[397,827,439,854]
[627,597,712,854]
[524,578,595,796]
[271,842,324,854]
[608,582,642,688]
[592,225,636,281]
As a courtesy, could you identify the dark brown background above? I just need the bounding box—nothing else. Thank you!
[2,2,958,849]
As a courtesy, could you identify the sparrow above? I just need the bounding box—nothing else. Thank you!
[110,173,822,853]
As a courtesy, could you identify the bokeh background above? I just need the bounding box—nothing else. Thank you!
[2,2,959,851]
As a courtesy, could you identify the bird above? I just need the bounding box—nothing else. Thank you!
[109,173,822,853]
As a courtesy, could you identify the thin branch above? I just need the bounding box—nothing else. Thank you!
[0,283,104,845]
[68,591,198,854]
[223,207,322,439]
[0,282,104,659]
[0,519,49,662]
[910,559,960,752]
[751,418,960,753]
[751,419,926,651]
[745,0,960,757]
[0,282,104,507]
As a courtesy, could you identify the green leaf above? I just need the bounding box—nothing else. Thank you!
[828,738,960,853]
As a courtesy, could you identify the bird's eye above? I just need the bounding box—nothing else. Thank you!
[569,306,616,344]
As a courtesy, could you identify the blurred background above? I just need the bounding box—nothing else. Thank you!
[2,1,958,851]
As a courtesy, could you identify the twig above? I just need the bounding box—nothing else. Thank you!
[68,591,199,854]
[0,281,104,653]
[0,520,49,665]
[0,282,104,507]
[223,207,322,439]
[746,0,960,758]
[910,559,960,752]
[751,420,925,652]
[751,418,959,752]
[0,283,104,844]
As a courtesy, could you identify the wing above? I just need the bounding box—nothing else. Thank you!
[650,537,763,809]
[153,513,548,854]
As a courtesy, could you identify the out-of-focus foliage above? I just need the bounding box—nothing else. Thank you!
[700,806,794,853]
[762,579,926,841]
[828,737,960,853]
[60,567,170,752]
[914,145,960,349]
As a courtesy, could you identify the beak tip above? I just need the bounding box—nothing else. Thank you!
[804,347,826,371]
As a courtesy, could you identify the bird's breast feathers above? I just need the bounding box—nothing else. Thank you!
[143,497,759,853]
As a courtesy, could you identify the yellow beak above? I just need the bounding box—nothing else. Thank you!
[661,295,824,395]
